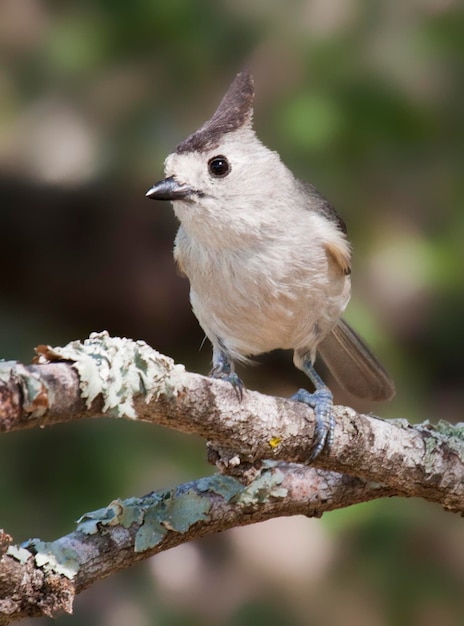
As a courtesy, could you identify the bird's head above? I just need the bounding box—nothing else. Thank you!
[147,70,295,240]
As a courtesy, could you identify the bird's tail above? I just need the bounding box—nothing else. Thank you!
[317,318,395,402]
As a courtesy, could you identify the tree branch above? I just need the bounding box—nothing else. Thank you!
[0,465,395,622]
[0,332,463,621]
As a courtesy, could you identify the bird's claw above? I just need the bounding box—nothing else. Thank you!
[210,347,245,401]
[291,387,335,461]
[210,369,244,401]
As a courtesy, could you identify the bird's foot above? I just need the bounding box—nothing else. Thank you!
[210,369,244,401]
[210,354,244,401]
[291,387,335,461]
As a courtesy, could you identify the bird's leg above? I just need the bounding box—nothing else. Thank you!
[291,359,334,461]
[210,346,244,401]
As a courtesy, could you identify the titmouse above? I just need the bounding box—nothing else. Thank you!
[147,69,395,460]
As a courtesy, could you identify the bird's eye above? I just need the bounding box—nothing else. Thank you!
[208,155,230,178]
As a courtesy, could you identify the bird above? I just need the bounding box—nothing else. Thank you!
[146,69,395,460]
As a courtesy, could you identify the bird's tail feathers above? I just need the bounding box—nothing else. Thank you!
[317,319,395,402]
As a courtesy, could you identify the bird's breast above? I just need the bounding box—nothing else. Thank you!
[174,225,351,361]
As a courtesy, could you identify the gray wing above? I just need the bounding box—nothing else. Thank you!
[296,179,347,234]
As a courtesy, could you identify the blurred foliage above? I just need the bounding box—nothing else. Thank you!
[1,0,464,624]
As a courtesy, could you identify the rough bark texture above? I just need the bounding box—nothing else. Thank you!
[0,334,463,622]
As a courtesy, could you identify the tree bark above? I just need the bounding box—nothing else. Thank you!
[0,332,463,621]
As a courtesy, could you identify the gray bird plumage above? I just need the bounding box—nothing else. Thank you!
[147,69,395,459]
[176,70,255,154]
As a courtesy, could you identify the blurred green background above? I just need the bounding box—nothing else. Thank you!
[1,0,464,624]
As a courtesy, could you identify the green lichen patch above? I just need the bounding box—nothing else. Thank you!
[134,506,168,552]
[74,488,212,553]
[6,545,32,564]
[196,474,244,502]
[134,490,211,552]
[418,420,464,463]
[35,331,186,418]
[235,468,288,506]
[77,494,164,536]
[160,491,211,533]
[77,504,122,535]
[20,539,80,579]
[0,361,49,417]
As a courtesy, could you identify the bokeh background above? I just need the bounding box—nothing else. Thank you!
[1,0,464,624]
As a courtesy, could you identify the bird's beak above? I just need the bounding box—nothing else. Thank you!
[146,176,194,201]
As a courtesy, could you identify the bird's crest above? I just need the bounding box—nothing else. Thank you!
[176,69,254,154]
